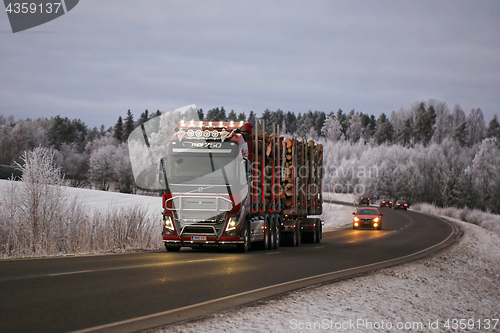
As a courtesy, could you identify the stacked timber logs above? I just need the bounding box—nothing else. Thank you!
[251,129,322,213]
[283,138,293,208]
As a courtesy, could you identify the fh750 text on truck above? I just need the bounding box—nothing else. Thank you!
[127,108,323,252]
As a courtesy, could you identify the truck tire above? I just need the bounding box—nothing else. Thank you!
[269,215,276,250]
[165,244,181,252]
[309,229,317,244]
[295,222,301,246]
[315,218,322,243]
[237,223,250,253]
[260,215,270,250]
[273,216,280,249]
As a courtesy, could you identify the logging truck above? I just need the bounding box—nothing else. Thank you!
[127,113,323,252]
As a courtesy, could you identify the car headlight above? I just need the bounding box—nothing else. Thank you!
[225,216,239,231]
[163,215,175,231]
[373,217,379,222]
[353,217,360,222]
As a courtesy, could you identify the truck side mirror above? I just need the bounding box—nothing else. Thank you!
[352,212,356,215]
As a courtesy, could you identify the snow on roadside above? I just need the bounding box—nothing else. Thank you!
[157,219,500,333]
[412,202,500,237]
[319,202,355,230]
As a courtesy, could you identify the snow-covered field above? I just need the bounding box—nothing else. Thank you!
[155,217,500,333]
[0,179,163,217]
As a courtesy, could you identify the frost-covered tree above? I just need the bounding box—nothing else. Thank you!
[467,108,485,146]
[15,147,66,254]
[321,114,343,142]
[470,138,500,209]
[430,101,452,144]
[452,167,478,209]
[346,111,364,143]
[88,145,117,191]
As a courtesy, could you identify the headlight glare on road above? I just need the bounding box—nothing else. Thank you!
[226,216,239,231]
[164,215,174,231]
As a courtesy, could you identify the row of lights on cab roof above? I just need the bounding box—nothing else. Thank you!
[180,120,245,128]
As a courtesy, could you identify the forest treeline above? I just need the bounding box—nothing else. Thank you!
[1,99,499,212]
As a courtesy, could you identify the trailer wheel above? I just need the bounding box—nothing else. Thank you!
[260,215,270,250]
[315,218,322,243]
[308,228,317,244]
[165,244,181,252]
[295,222,301,246]
[268,215,275,250]
[273,216,280,249]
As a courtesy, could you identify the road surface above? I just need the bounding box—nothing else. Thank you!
[0,207,456,332]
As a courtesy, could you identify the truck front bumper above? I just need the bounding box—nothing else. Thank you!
[163,235,244,247]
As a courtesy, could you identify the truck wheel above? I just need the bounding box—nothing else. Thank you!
[165,244,180,252]
[273,216,280,249]
[237,223,250,253]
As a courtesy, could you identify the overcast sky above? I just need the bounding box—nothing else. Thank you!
[1,0,499,128]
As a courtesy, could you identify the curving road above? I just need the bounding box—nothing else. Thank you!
[0,206,457,333]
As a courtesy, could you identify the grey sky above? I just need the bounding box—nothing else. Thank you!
[1,0,499,128]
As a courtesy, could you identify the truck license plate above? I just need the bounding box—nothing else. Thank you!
[191,235,207,241]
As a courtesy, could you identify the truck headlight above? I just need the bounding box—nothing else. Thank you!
[164,215,175,231]
[225,216,239,231]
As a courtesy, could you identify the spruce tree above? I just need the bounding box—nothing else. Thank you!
[124,110,134,140]
[486,115,500,139]
[113,116,123,142]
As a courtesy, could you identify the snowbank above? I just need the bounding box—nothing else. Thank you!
[412,203,500,236]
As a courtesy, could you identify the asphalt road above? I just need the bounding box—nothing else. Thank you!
[0,207,455,333]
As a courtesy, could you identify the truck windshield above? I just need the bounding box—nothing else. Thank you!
[166,141,241,187]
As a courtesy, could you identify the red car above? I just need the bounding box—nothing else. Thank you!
[353,208,383,230]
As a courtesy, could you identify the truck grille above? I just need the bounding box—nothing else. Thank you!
[166,195,233,236]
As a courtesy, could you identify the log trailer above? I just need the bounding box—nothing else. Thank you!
[158,120,323,252]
